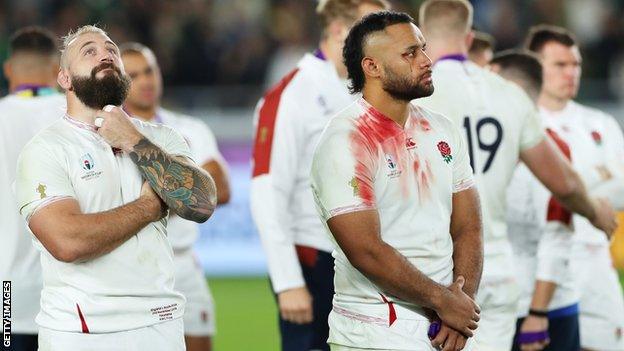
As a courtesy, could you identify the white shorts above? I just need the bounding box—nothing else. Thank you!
[38,318,184,351]
[573,242,624,350]
[473,254,520,351]
[327,309,473,351]
[173,249,215,337]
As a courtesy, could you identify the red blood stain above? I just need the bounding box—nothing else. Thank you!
[350,106,402,203]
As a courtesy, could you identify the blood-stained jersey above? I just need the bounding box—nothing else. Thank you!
[311,97,474,349]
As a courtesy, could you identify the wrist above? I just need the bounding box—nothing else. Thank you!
[138,195,162,222]
[429,284,447,312]
[528,308,548,318]
[122,132,144,153]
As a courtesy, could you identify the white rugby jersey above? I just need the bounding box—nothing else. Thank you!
[541,101,624,246]
[0,92,65,333]
[156,108,224,250]
[507,128,578,316]
[15,115,193,333]
[311,98,474,331]
[250,52,354,292]
[417,57,544,261]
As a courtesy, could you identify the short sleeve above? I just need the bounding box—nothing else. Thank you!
[519,96,546,151]
[15,139,76,222]
[144,123,195,162]
[311,125,377,221]
[192,122,223,166]
[449,121,475,193]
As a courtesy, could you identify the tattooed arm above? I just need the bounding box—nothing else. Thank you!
[129,137,217,223]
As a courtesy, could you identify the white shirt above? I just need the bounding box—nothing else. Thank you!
[157,108,224,251]
[0,92,65,333]
[417,58,544,265]
[507,127,579,315]
[250,53,354,292]
[15,115,193,333]
[541,101,624,246]
[311,98,474,330]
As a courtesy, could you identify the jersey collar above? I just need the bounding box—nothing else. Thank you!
[63,114,98,133]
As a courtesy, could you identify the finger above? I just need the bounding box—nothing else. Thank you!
[94,116,104,128]
[473,312,480,322]
[303,307,314,323]
[455,335,466,350]
[473,302,481,314]
[462,327,473,338]
[431,326,449,347]
[103,104,116,112]
[455,276,465,289]
[441,332,457,351]
[468,320,478,330]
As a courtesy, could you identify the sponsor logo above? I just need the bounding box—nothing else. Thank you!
[385,154,402,178]
[437,141,453,163]
[80,153,103,181]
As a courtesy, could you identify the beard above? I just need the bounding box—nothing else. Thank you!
[382,64,434,101]
[71,63,131,109]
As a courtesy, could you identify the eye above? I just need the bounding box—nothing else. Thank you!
[84,48,95,56]
[107,48,117,55]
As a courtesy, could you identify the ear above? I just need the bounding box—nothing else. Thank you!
[466,30,475,51]
[362,56,381,79]
[3,60,12,82]
[57,68,71,90]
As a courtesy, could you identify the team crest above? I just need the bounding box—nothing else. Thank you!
[437,141,453,163]
[405,137,417,149]
[81,153,95,171]
[349,176,359,196]
[36,183,47,199]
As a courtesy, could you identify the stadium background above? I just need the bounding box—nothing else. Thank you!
[1,0,623,349]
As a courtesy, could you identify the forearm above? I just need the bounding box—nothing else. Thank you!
[451,230,483,298]
[129,137,217,222]
[348,242,446,311]
[529,280,556,311]
[554,173,596,221]
[61,198,156,261]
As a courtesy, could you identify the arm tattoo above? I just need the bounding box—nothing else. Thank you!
[129,137,217,223]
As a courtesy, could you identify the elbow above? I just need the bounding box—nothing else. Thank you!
[179,203,215,223]
[48,242,82,263]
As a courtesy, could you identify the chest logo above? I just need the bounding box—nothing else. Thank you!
[36,183,47,199]
[349,177,359,196]
[406,137,417,150]
[81,153,95,171]
[437,141,453,164]
[385,154,402,178]
[591,131,602,146]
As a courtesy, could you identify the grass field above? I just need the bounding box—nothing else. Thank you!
[210,272,624,350]
[210,277,279,350]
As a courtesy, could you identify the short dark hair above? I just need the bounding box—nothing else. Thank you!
[491,49,543,95]
[9,26,58,57]
[343,11,415,94]
[469,31,495,54]
[524,24,577,53]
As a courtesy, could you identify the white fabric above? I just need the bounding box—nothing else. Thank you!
[507,161,579,317]
[38,318,184,351]
[417,59,545,258]
[311,98,474,349]
[572,242,624,350]
[0,93,65,333]
[250,53,354,293]
[156,107,224,250]
[15,115,192,333]
[174,249,215,336]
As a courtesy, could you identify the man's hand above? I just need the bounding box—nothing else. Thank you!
[590,197,617,239]
[139,181,167,221]
[518,315,549,351]
[95,105,143,152]
[277,286,313,324]
[436,276,480,337]
[430,322,468,351]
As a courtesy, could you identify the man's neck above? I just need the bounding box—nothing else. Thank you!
[425,38,467,63]
[538,93,569,112]
[362,86,410,128]
[66,94,103,125]
[124,104,158,121]
[319,39,347,78]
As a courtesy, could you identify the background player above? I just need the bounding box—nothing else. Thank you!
[15,25,217,350]
[417,1,616,350]
[0,26,65,351]
[493,50,581,351]
[250,1,389,349]
[468,31,495,67]
[312,11,482,350]
[525,25,624,351]
[121,42,231,351]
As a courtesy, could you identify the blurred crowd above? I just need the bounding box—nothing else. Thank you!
[0,0,623,103]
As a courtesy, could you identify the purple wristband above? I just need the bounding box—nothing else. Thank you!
[517,331,549,344]
[428,321,441,340]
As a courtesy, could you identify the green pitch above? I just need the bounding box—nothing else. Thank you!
[210,277,279,350]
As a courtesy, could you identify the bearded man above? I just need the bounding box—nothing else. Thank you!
[14,25,217,351]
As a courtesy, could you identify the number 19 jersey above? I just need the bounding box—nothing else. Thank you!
[417,58,544,258]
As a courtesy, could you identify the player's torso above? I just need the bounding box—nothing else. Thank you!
[419,60,533,253]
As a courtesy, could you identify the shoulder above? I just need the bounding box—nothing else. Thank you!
[20,119,66,157]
